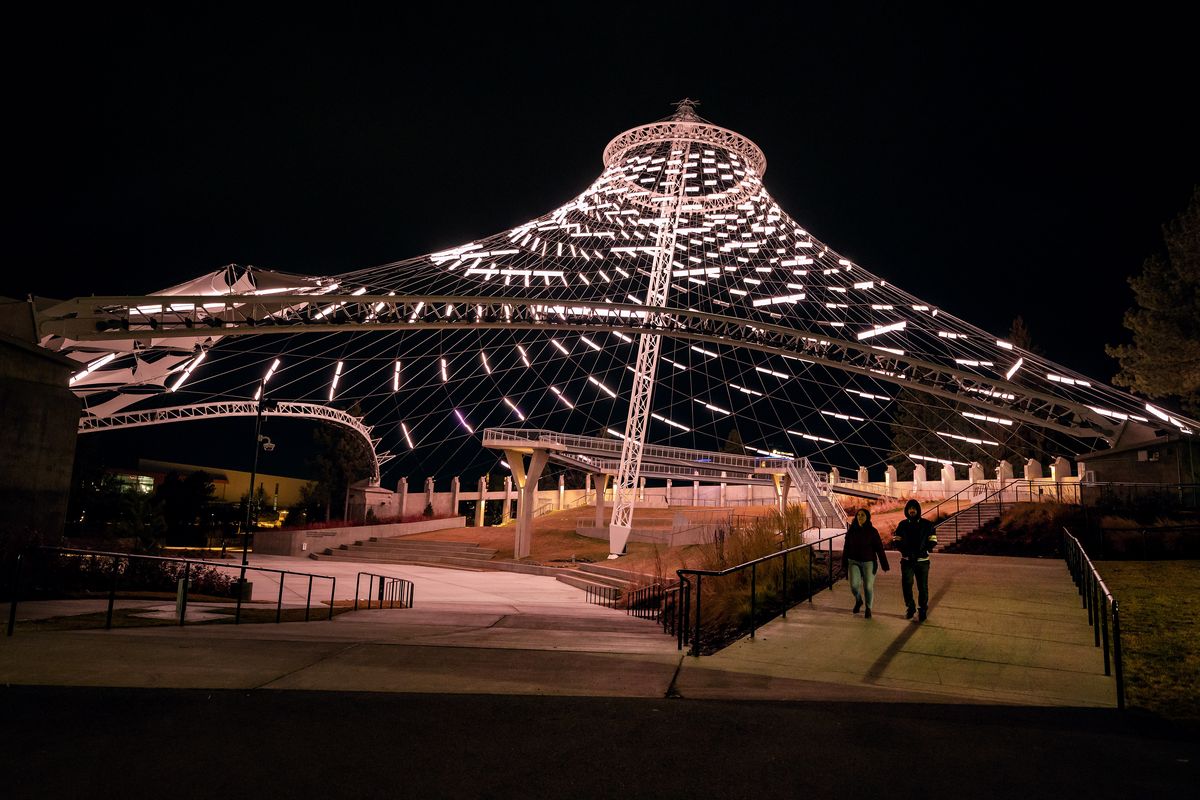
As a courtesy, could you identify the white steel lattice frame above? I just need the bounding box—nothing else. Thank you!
[609,132,693,554]
[37,102,1200,557]
[78,401,388,481]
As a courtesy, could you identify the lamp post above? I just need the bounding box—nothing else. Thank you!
[241,383,278,573]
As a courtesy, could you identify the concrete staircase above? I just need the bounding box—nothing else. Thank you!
[555,562,660,599]
[310,538,498,568]
[934,502,1004,549]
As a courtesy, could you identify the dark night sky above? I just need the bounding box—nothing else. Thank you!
[6,5,1197,476]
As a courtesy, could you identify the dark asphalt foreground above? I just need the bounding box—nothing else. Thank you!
[1,687,1195,799]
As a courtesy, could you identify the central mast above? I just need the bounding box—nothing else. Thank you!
[607,101,698,557]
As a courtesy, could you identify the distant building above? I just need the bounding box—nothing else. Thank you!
[1080,435,1199,485]
[112,459,311,510]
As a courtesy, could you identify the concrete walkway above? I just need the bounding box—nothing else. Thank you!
[0,552,1119,707]
[677,553,1117,707]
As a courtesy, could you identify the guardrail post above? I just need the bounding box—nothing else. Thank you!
[276,572,285,623]
[329,577,336,621]
[1113,600,1125,710]
[178,561,190,627]
[1100,595,1111,676]
[750,563,757,639]
[6,553,22,637]
[305,576,313,622]
[106,556,120,630]
[806,554,816,604]
[827,538,834,591]
[354,573,362,611]
[692,574,702,657]
[781,551,788,619]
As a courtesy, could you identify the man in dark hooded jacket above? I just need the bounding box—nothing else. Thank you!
[891,499,937,621]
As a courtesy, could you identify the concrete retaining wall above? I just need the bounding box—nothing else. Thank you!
[254,516,466,557]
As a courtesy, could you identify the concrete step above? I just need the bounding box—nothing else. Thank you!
[316,550,484,566]
[576,562,660,585]
[558,570,633,590]
[366,538,486,551]
[555,571,625,597]
[354,542,497,559]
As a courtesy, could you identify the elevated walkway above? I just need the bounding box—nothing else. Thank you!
[483,427,846,554]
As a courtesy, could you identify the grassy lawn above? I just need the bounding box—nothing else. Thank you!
[1095,560,1200,719]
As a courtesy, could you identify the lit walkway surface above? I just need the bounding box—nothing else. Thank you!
[677,553,1117,707]
[0,554,1116,706]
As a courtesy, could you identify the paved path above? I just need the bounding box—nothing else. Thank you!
[678,553,1117,707]
[1,553,1118,707]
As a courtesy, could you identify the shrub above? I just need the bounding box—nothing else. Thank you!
[676,505,830,653]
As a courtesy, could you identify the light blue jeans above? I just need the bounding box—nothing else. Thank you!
[848,559,878,609]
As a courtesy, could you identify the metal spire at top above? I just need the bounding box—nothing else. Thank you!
[671,98,702,121]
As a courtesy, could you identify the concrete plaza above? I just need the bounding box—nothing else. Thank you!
[1,552,1117,707]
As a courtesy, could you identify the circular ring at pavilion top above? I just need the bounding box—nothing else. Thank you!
[601,118,768,212]
[603,119,767,176]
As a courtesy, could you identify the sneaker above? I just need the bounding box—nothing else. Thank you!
[864,607,872,619]
[905,607,916,620]
[918,609,928,622]
[853,599,862,614]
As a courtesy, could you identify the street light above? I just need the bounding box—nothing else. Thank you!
[240,383,279,574]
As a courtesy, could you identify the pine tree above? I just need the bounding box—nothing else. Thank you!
[1107,187,1200,415]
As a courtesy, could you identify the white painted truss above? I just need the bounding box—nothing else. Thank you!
[35,101,1199,554]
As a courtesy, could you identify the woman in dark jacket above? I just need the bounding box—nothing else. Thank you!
[842,508,890,619]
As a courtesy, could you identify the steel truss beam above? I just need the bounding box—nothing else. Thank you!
[40,293,1167,441]
[78,401,388,483]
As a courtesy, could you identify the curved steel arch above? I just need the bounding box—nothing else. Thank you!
[77,401,388,483]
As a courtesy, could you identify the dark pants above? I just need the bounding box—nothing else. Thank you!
[901,559,931,611]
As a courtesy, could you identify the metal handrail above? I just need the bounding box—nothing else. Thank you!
[676,528,844,656]
[6,547,337,635]
[1061,528,1125,709]
[483,427,795,472]
[353,572,415,610]
[931,479,1082,547]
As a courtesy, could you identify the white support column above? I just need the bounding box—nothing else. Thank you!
[608,141,690,558]
[502,476,512,525]
[885,465,897,495]
[692,479,699,506]
[476,475,487,527]
[941,464,956,494]
[719,472,727,506]
[510,449,548,559]
[451,476,460,516]
[665,479,672,508]
[558,474,565,510]
[397,477,408,517]
[424,477,435,514]
[593,474,609,529]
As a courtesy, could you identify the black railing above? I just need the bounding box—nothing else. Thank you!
[354,572,414,610]
[583,579,679,637]
[676,530,842,656]
[584,583,620,608]
[932,479,1082,547]
[1062,528,1125,709]
[5,547,336,636]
